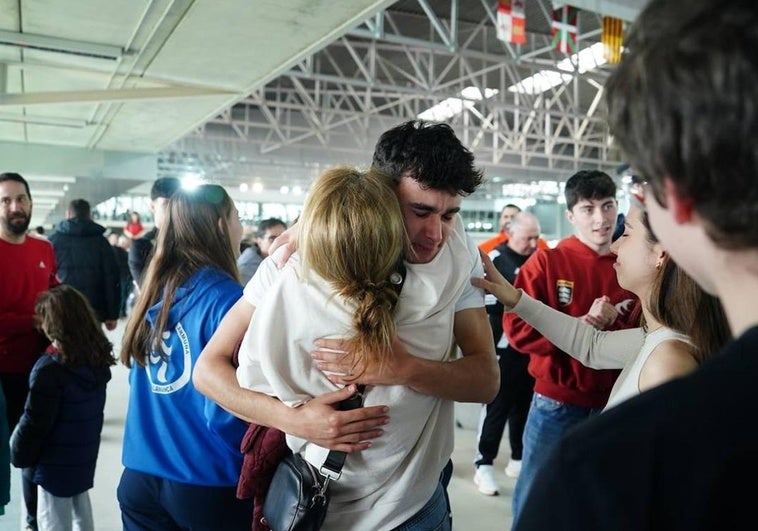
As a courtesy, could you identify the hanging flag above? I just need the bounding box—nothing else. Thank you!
[602,16,624,64]
[551,5,578,54]
[496,0,526,45]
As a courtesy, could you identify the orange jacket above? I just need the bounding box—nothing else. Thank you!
[478,231,550,253]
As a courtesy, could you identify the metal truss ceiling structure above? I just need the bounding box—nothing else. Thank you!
[163,0,634,200]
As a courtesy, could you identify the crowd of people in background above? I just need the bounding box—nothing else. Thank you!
[1,1,756,528]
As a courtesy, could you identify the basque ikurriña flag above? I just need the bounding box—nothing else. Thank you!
[551,5,578,54]
[496,0,526,45]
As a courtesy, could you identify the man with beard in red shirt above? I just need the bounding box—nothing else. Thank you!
[0,172,58,531]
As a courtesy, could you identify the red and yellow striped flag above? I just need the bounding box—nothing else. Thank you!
[602,16,624,64]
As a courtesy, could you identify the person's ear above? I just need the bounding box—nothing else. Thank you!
[217,217,225,234]
[565,208,575,225]
[653,245,667,269]
[663,177,695,224]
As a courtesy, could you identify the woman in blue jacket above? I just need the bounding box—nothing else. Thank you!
[117,184,250,530]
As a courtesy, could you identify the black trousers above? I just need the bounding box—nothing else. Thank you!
[118,468,252,531]
[475,347,534,466]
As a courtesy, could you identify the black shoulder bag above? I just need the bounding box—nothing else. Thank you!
[261,386,365,531]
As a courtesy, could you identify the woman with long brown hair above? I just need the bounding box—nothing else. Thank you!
[474,204,730,410]
[117,184,251,530]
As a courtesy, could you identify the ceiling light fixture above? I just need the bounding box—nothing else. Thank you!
[0,29,123,61]
[180,173,203,190]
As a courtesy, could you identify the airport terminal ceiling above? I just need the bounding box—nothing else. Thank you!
[0,0,647,225]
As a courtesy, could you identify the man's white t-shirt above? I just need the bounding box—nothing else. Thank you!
[237,215,483,530]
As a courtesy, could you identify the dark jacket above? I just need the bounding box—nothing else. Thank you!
[0,382,9,512]
[10,352,111,497]
[112,244,131,282]
[49,218,120,322]
[128,226,157,288]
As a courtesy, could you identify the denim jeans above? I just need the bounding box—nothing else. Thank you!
[510,393,600,528]
[393,482,451,531]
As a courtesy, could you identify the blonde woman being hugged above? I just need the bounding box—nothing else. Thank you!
[117,185,251,530]
[474,204,729,410]
[237,166,452,530]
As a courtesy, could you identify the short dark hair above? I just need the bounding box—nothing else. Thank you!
[372,120,484,196]
[69,198,91,219]
[564,170,616,211]
[605,0,758,248]
[150,177,181,201]
[0,172,31,200]
[256,218,287,238]
[502,204,521,213]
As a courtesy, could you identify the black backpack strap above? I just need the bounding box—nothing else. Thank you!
[320,384,366,479]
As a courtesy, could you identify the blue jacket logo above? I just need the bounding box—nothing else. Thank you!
[145,323,192,394]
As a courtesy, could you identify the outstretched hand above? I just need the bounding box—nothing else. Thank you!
[470,249,522,309]
[580,296,618,330]
[289,384,389,452]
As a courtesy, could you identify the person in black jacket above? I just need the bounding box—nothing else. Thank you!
[128,177,181,289]
[109,234,132,318]
[11,285,114,531]
[49,199,120,331]
[473,212,540,495]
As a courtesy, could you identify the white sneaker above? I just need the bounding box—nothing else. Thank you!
[505,458,522,478]
[474,465,499,496]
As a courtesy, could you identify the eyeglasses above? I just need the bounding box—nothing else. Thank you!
[629,175,648,208]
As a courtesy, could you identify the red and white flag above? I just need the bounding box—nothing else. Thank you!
[496,0,526,45]
[551,5,578,54]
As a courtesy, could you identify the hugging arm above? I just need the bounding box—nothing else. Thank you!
[193,296,390,452]
[312,308,498,404]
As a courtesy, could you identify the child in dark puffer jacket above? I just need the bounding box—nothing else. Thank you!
[11,285,114,531]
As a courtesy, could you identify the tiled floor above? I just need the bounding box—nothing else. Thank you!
[4,319,515,530]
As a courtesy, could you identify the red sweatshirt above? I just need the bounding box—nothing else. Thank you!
[503,235,637,409]
[0,235,58,373]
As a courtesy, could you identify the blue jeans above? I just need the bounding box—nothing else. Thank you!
[393,482,451,531]
[510,393,600,528]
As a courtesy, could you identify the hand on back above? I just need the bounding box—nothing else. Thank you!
[288,385,389,452]
[268,223,299,268]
